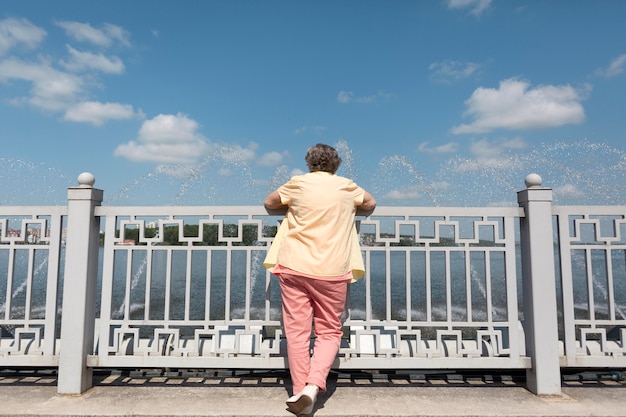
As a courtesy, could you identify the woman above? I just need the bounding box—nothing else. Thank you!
[264,143,376,415]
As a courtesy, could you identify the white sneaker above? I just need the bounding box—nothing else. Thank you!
[286,384,319,415]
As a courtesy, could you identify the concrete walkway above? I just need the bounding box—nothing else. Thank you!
[1,369,625,416]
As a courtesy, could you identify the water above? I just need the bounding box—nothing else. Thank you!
[0,158,72,205]
[433,141,626,206]
[3,245,625,333]
[105,143,262,206]
[0,248,52,321]
[2,140,626,340]
[4,140,625,207]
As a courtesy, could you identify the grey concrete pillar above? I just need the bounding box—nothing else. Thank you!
[517,173,561,396]
[57,173,103,394]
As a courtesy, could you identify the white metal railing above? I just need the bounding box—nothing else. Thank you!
[1,173,625,396]
[0,206,66,366]
[344,207,527,370]
[89,206,528,373]
[553,206,626,367]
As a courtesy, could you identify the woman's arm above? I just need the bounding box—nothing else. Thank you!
[264,190,286,210]
[359,191,376,211]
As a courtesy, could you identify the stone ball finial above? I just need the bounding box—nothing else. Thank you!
[77,172,95,188]
[524,173,542,189]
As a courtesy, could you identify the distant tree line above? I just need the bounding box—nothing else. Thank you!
[100,224,279,246]
[98,224,499,247]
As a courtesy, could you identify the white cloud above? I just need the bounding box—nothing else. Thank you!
[0,57,84,111]
[138,113,202,143]
[596,54,626,78]
[0,20,132,120]
[114,113,211,164]
[115,140,209,164]
[445,0,493,16]
[100,23,131,47]
[383,187,423,200]
[258,151,286,167]
[116,131,287,169]
[470,137,527,158]
[337,90,353,103]
[337,90,392,104]
[418,141,459,154]
[453,137,528,172]
[554,183,584,198]
[0,18,46,56]
[55,21,130,48]
[429,60,481,83]
[219,142,258,164]
[382,181,451,202]
[63,101,143,125]
[452,78,587,134]
[60,45,124,73]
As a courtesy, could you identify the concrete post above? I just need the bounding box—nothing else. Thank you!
[57,173,103,394]
[517,173,561,396]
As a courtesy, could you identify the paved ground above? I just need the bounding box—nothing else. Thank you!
[1,368,626,416]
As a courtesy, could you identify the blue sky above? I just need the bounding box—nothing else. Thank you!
[1,0,626,206]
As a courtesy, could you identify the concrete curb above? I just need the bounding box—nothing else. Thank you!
[1,369,625,416]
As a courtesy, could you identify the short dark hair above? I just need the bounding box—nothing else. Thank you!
[305,143,342,174]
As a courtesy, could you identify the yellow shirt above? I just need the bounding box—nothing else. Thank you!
[273,171,365,278]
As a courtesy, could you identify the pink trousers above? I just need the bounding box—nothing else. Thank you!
[278,273,349,393]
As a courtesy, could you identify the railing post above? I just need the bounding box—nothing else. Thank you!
[517,173,561,396]
[57,173,103,394]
